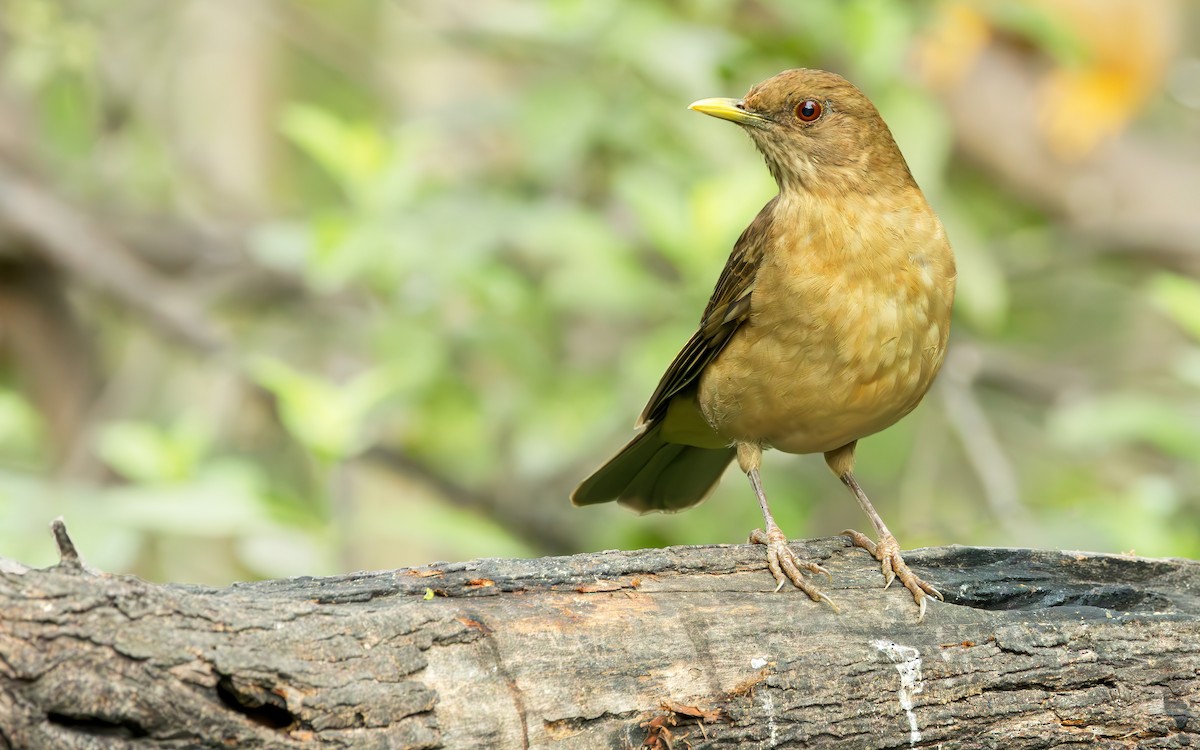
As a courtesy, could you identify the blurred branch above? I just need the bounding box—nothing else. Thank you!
[940,346,1030,535]
[258,3,393,96]
[0,256,98,463]
[968,342,1085,406]
[941,46,1200,274]
[361,445,582,554]
[0,162,225,353]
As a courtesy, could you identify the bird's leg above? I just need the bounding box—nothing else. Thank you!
[825,444,942,621]
[740,443,836,609]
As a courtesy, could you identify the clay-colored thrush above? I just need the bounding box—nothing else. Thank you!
[572,69,956,618]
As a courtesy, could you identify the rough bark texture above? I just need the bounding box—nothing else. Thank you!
[1,530,1198,749]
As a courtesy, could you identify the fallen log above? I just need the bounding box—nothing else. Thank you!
[1,522,1197,749]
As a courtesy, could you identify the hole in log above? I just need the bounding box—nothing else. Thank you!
[47,712,149,738]
[917,547,1181,613]
[945,583,1173,612]
[216,675,295,729]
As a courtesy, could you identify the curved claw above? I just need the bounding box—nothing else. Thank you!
[750,526,837,610]
[813,588,840,614]
[844,528,941,620]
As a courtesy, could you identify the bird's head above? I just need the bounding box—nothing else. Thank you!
[690,69,915,196]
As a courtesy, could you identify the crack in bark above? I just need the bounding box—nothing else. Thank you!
[542,709,641,734]
[476,618,531,750]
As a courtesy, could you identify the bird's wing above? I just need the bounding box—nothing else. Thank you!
[637,197,776,427]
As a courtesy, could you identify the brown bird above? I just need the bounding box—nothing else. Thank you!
[572,69,956,618]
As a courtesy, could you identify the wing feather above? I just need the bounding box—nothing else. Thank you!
[637,197,777,426]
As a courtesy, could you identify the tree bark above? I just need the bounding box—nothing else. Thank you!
[1,525,1198,749]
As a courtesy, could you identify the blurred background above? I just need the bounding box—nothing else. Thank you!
[2,0,1200,584]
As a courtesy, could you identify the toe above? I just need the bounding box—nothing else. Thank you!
[841,528,877,556]
[763,545,785,587]
[881,556,897,589]
[805,561,832,580]
[751,530,837,608]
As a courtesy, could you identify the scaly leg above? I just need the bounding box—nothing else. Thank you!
[740,443,836,610]
[825,444,942,621]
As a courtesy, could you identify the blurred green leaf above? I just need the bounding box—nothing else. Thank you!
[0,388,43,464]
[249,356,417,461]
[940,205,1009,332]
[1149,272,1200,341]
[104,461,271,538]
[280,103,388,198]
[98,415,213,484]
[842,0,914,86]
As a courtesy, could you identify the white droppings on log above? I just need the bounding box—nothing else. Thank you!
[760,687,778,747]
[750,656,768,669]
[872,639,925,747]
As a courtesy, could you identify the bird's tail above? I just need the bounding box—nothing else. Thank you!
[571,421,735,513]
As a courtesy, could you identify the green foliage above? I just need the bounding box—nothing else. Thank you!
[98,416,212,483]
[1150,272,1200,342]
[0,0,1196,583]
[0,388,43,468]
[249,357,413,462]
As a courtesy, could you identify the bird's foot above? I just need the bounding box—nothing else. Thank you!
[749,526,837,611]
[843,529,943,621]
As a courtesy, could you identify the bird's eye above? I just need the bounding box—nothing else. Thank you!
[794,99,823,122]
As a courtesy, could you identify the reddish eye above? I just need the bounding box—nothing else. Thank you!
[795,99,823,122]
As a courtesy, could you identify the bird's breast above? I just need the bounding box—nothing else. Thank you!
[697,196,956,454]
